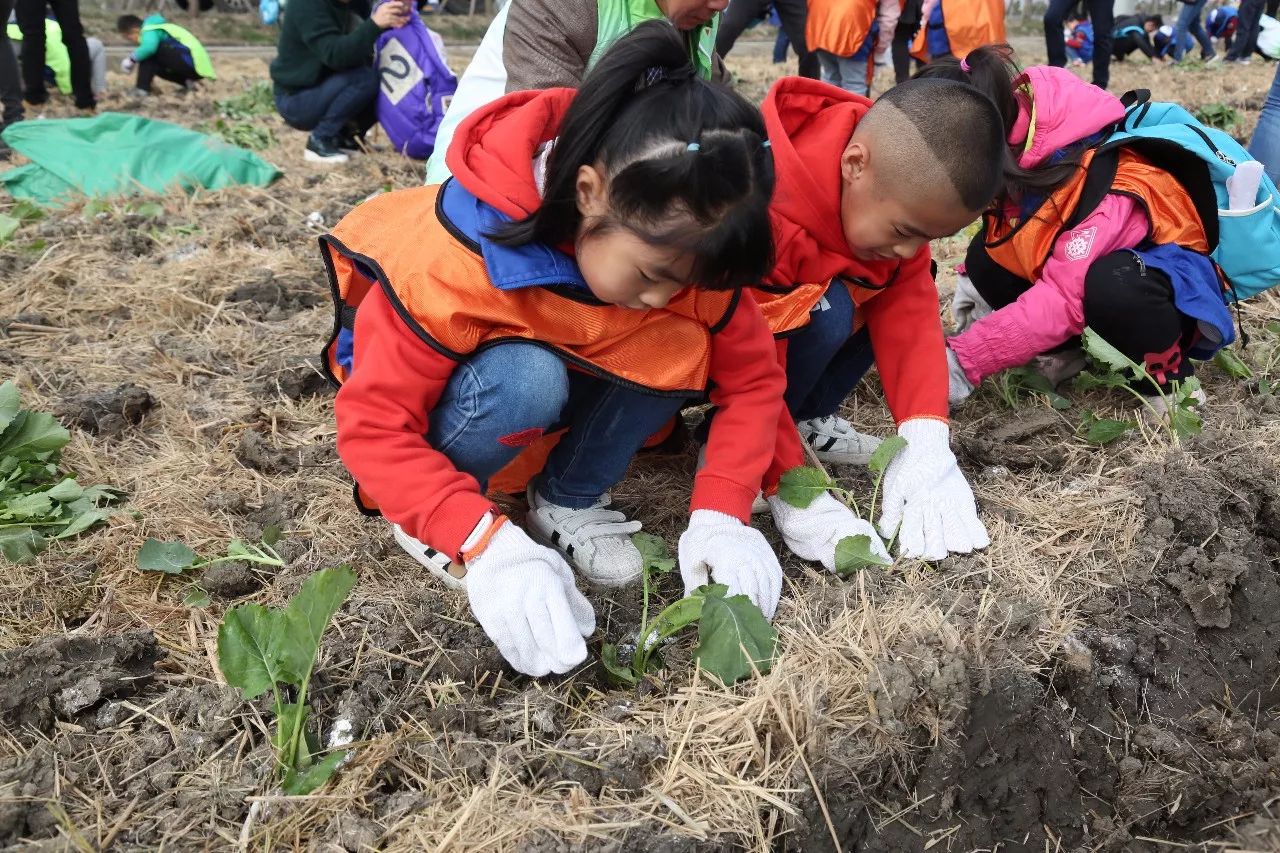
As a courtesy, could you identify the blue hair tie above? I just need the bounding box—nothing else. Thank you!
[761,140,771,149]
[686,142,700,152]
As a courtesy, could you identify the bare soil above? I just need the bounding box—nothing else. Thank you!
[1,37,1279,853]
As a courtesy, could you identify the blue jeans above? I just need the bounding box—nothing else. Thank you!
[428,343,684,508]
[1173,0,1215,61]
[1249,63,1280,185]
[275,65,379,141]
[784,280,875,422]
[816,50,870,96]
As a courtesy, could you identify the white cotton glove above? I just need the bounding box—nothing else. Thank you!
[464,519,595,676]
[768,491,890,572]
[950,272,992,333]
[947,347,975,407]
[678,509,782,620]
[878,419,990,561]
[121,55,136,73]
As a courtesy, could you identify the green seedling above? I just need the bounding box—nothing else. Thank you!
[776,435,907,575]
[0,200,46,243]
[137,525,284,574]
[1193,102,1243,136]
[600,533,777,687]
[215,81,275,120]
[0,382,119,563]
[1212,348,1252,380]
[218,566,357,794]
[1079,409,1136,445]
[1075,327,1203,444]
[990,366,1071,411]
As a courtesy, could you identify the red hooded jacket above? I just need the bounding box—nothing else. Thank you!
[333,88,788,562]
[760,77,949,474]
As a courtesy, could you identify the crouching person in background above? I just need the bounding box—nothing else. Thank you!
[117,14,214,98]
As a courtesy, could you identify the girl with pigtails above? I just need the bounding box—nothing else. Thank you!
[320,22,875,676]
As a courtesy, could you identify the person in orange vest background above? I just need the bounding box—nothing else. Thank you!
[912,0,1007,62]
[323,23,884,676]
[806,0,898,95]
[921,47,1235,414]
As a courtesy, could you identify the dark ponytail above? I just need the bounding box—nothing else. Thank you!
[915,44,1088,208]
[488,20,775,292]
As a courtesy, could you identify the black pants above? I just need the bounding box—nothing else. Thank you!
[0,0,22,125]
[1112,31,1155,60]
[174,0,215,10]
[715,0,819,79]
[893,0,923,83]
[966,238,1198,385]
[1228,0,1265,59]
[1045,0,1115,88]
[136,40,201,92]
[15,0,93,108]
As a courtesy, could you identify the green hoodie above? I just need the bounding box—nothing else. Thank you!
[270,0,380,94]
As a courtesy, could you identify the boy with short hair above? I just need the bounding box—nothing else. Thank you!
[1112,14,1162,61]
[116,13,214,97]
[755,77,1004,561]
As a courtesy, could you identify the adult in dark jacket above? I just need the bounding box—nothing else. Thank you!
[270,0,409,163]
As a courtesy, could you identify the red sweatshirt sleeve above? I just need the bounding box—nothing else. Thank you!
[860,248,950,425]
[334,286,497,562]
[691,296,789,522]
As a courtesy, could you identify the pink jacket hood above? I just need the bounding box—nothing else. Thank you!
[1008,66,1126,169]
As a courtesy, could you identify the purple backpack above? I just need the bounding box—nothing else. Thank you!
[375,8,457,160]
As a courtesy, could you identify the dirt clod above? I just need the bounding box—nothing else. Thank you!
[0,630,163,732]
[201,561,263,599]
[58,383,156,436]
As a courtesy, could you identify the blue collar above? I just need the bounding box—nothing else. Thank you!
[439,179,591,293]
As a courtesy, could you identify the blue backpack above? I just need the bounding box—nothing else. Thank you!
[1077,90,1280,302]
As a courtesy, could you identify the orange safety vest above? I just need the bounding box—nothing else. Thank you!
[911,0,1007,61]
[751,270,897,338]
[806,0,878,57]
[320,183,735,497]
[984,147,1210,282]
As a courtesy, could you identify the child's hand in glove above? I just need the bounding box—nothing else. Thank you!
[947,347,975,407]
[678,510,782,619]
[464,518,595,676]
[879,419,990,560]
[768,491,890,572]
[121,56,136,73]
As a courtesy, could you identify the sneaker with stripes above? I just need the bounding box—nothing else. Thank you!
[524,486,643,588]
[797,415,882,465]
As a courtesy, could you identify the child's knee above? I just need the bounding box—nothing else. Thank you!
[806,280,856,348]
[474,343,570,424]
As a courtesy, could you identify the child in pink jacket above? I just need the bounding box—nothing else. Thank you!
[921,47,1236,414]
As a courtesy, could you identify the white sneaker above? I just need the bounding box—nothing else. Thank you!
[797,415,882,465]
[391,523,467,590]
[695,445,770,514]
[524,486,643,588]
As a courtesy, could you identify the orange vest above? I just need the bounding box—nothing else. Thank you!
[911,0,1007,60]
[984,147,1210,282]
[751,270,896,338]
[806,0,878,57]
[321,184,739,397]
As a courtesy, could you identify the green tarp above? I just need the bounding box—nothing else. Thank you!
[0,112,281,204]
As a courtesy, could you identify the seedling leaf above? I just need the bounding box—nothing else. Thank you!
[262,525,282,547]
[1213,348,1252,380]
[693,585,777,684]
[137,538,198,574]
[868,435,908,475]
[218,603,292,699]
[184,586,212,608]
[776,465,834,509]
[833,534,891,576]
[0,527,44,563]
[631,532,675,575]
[0,383,18,433]
[282,751,346,795]
[0,214,19,242]
[599,643,639,686]
[1082,328,1144,381]
[278,567,358,681]
[1081,411,1135,445]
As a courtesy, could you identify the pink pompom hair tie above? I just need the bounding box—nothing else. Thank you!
[959,56,971,72]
